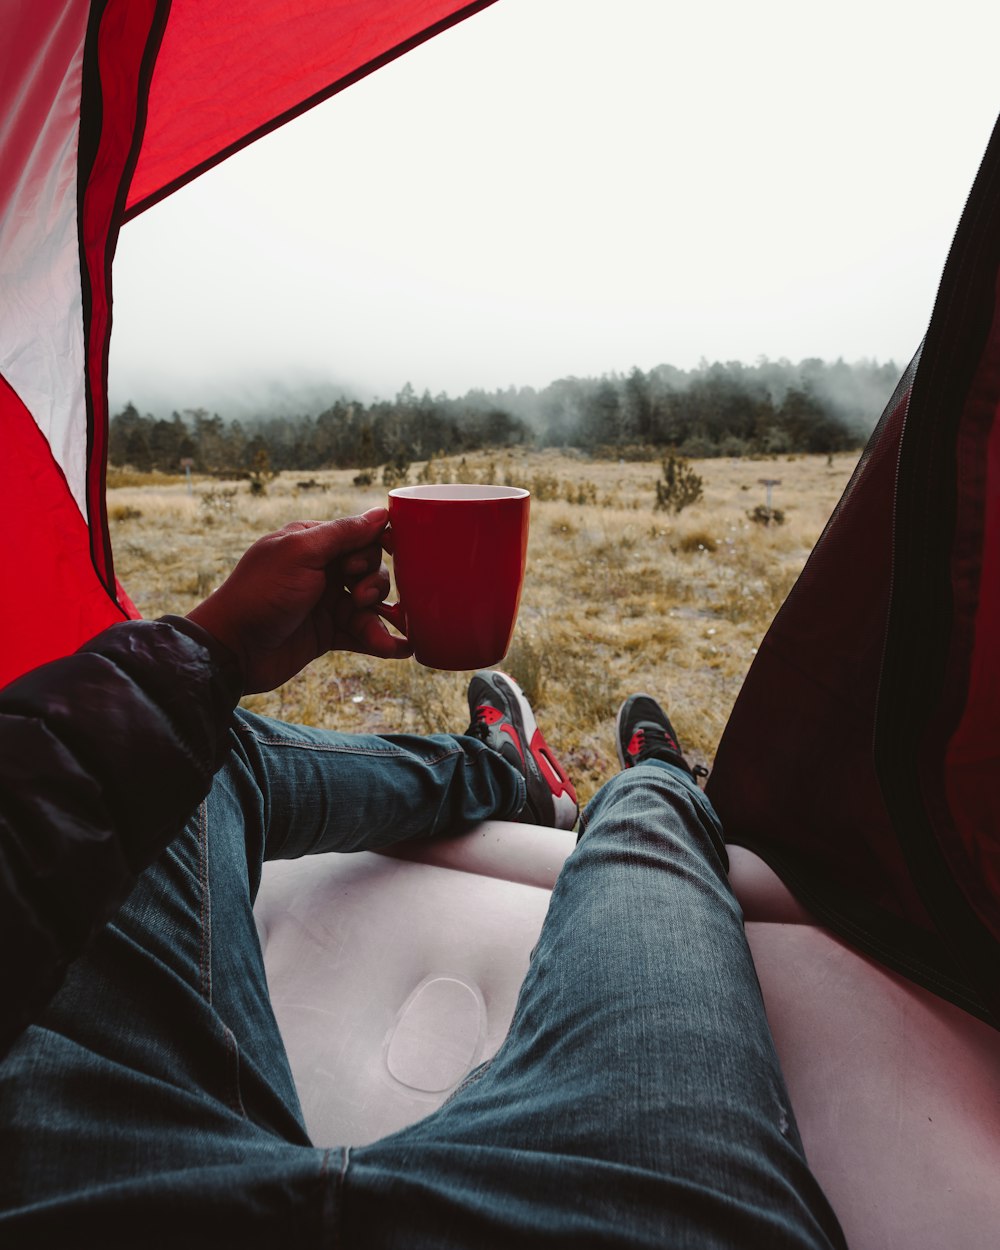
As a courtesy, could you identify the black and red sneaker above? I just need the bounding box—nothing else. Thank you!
[466,671,578,830]
[615,694,696,777]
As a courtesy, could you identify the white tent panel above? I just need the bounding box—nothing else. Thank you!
[0,3,90,517]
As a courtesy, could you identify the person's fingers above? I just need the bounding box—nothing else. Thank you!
[286,509,390,568]
[347,611,414,659]
[339,541,384,585]
[280,519,324,533]
[348,565,391,606]
[314,573,383,634]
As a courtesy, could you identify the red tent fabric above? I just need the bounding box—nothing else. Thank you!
[708,115,1000,1024]
[126,0,499,218]
[0,0,496,690]
[2,3,999,1027]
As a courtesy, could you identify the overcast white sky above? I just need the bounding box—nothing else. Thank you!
[109,0,1000,415]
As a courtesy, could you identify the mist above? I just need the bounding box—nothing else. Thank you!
[107,1,1000,419]
[109,370,368,426]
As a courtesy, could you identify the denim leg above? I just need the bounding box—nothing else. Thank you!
[210,711,525,1094]
[0,713,523,1244]
[229,708,525,874]
[0,773,334,1244]
[342,762,848,1250]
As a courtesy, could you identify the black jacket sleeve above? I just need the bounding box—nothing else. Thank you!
[0,616,243,1057]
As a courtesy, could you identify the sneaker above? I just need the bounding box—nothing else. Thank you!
[466,670,578,830]
[615,693,697,777]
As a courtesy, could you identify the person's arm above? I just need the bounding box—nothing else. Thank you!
[0,617,242,1056]
[0,507,409,1056]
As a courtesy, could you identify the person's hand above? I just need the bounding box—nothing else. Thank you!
[187,508,411,693]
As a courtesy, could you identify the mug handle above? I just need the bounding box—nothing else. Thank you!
[377,600,407,635]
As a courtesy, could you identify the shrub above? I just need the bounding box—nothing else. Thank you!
[248,448,277,496]
[747,504,785,526]
[108,504,142,522]
[200,486,238,513]
[529,473,561,501]
[382,455,411,489]
[678,530,717,553]
[654,455,704,514]
[353,470,375,487]
[563,480,598,506]
[418,455,451,484]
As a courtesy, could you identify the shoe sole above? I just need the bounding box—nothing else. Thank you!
[491,671,578,830]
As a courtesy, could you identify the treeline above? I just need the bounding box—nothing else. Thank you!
[109,357,898,473]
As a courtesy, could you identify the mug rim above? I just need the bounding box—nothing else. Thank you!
[388,483,529,501]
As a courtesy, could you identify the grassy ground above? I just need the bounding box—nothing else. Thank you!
[109,449,858,806]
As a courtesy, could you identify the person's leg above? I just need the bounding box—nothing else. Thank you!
[0,763,336,1244]
[0,711,528,1244]
[205,708,535,1088]
[229,706,526,874]
[228,665,579,882]
[341,748,847,1248]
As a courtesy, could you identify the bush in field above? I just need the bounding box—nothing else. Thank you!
[248,447,277,496]
[563,480,598,506]
[418,455,452,484]
[654,455,704,514]
[747,503,785,526]
[678,530,717,553]
[108,503,143,522]
[529,473,561,501]
[200,486,238,514]
[382,455,411,489]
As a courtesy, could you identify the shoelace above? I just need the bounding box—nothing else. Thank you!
[634,724,709,780]
[633,723,680,763]
[467,706,493,741]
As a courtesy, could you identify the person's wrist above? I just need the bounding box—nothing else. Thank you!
[176,607,248,688]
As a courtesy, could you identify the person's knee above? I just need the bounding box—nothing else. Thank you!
[579,764,727,868]
[585,762,699,819]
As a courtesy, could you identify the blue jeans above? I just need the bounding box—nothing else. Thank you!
[0,710,846,1248]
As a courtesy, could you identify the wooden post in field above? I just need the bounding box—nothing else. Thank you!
[758,478,781,521]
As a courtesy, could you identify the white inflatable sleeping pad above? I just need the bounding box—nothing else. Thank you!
[254,822,1000,1250]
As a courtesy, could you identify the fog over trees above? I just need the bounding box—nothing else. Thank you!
[109,356,900,474]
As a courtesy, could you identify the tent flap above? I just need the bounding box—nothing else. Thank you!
[710,114,1000,1025]
[0,0,496,688]
[125,0,500,219]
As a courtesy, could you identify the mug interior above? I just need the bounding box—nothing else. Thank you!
[388,484,529,501]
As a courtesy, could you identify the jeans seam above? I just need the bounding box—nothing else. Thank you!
[197,800,211,1003]
[332,1145,351,1250]
[221,1023,247,1117]
[246,732,464,769]
[440,1056,495,1108]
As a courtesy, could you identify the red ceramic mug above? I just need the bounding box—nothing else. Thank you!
[381,484,531,671]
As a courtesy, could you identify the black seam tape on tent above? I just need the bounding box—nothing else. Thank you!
[77,0,171,611]
[77,0,106,576]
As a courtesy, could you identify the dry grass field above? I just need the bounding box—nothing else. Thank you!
[109,449,859,806]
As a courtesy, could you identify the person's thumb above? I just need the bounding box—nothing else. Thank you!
[294,509,389,567]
